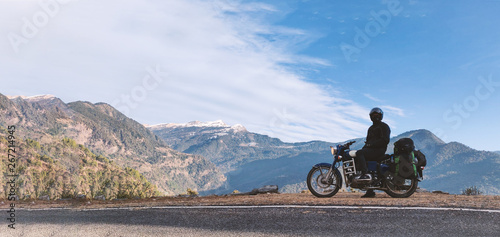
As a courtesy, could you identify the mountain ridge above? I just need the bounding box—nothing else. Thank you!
[147,120,247,132]
[0,93,226,196]
[150,122,500,195]
[4,93,497,196]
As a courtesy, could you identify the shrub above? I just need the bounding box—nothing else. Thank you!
[96,155,110,163]
[116,191,131,199]
[462,186,483,196]
[26,138,41,149]
[40,155,54,163]
[62,137,78,148]
[61,191,74,199]
[186,188,198,196]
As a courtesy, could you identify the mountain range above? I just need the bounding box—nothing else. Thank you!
[149,121,500,195]
[2,93,498,198]
[0,93,226,198]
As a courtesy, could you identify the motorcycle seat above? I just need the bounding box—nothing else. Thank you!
[349,151,390,161]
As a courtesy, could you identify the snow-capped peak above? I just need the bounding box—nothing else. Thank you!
[146,120,247,132]
[185,120,228,127]
[8,94,56,102]
[147,120,228,129]
[230,124,247,132]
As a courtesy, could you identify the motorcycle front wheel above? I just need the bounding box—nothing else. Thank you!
[306,166,342,198]
[384,175,418,198]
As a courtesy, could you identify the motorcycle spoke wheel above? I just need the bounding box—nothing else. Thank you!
[384,176,418,198]
[307,166,341,198]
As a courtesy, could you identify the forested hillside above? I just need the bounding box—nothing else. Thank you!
[0,131,159,200]
[0,94,226,196]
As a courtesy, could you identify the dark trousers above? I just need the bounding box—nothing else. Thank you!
[355,148,386,173]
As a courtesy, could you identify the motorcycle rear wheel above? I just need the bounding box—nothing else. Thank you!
[384,175,418,198]
[307,166,342,198]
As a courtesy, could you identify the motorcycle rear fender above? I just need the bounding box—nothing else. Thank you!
[312,163,332,168]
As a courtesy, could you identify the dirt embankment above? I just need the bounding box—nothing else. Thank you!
[2,192,499,210]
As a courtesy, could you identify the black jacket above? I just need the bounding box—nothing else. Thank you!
[364,121,391,150]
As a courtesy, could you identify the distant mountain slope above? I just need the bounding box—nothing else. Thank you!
[0,93,226,195]
[391,130,500,195]
[147,121,332,174]
[150,122,500,195]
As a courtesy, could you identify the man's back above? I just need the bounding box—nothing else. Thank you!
[365,121,391,150]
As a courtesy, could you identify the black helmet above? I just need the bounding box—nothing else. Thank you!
[369,107,383,122]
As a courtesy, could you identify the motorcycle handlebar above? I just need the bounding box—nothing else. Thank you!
[331,141,356,150]
[344,140,356,147]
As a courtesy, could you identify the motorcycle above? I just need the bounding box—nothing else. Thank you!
[306,141,422,198]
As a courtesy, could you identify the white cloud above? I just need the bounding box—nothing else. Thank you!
[0,0,374,143]
[381,105,405,117]
[213,0,277,13]
[364,93,384,103]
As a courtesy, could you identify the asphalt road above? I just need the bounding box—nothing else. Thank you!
[2,206,499,236]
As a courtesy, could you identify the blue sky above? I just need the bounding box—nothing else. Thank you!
[1,0,499,151]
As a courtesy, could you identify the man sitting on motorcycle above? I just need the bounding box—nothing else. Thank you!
[355,107,391,198]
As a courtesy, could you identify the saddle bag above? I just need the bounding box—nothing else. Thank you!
[413,149,427,179]
[393,138,417,178]
[414,150,427,167]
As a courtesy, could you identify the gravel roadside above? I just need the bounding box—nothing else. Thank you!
[1,192,499,210]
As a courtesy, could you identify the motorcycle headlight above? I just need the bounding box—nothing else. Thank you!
[330,146,337,155]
